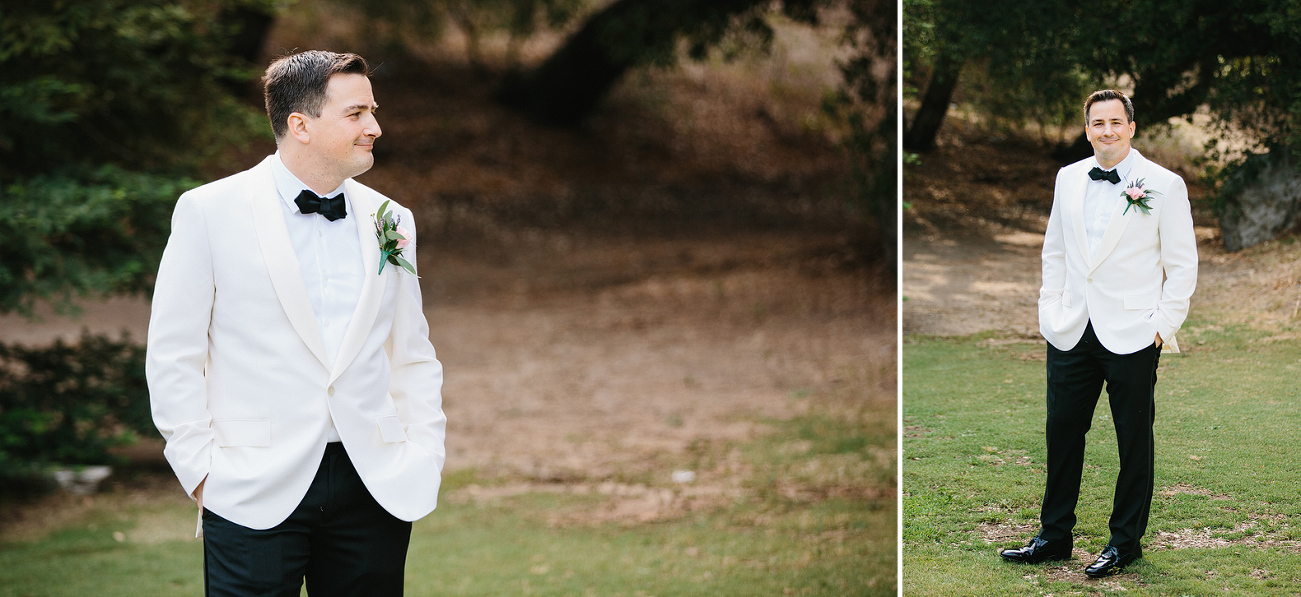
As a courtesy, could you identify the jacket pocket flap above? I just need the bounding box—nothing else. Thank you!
[213,419,271,447]
[376,416,407,443]
[1124,295,1158,310]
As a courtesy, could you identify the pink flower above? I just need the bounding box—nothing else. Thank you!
[1125,187,1145,200]
[395,225,411,249]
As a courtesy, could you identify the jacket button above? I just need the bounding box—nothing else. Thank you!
[1087,277,1093,283]
[327,386,336,397]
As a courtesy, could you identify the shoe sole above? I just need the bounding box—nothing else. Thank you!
[998,553,1071,564]
[1084,558,1139,578]
[1082,564,1134,577]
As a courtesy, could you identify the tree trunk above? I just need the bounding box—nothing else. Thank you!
[903,54,961,152]
[497,0,768,126]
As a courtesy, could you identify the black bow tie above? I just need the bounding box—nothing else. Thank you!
[1089,167,1121,184]
[295,189,347,221]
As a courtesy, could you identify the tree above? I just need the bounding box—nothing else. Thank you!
[330,0,584,74]
[1,0,267,316]
[905,0,1301,164]
[0,0,268,475]
[903,0,1093,153]
[497,0,825,126]
[830,0,897,268]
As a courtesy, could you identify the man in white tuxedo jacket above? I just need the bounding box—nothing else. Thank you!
[146,51,445,596]
[999,90,1197,577]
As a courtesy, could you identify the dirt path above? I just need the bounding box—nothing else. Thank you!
[903,230,1044,337]
[904,226,1226,338]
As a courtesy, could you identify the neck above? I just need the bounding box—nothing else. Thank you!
[1095,148,1130,170]
[279,144,344,196]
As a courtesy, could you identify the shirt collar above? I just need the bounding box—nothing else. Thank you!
[270,152,348,215]
[1090,148,1140,185]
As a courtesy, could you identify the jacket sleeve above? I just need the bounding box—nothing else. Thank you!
[1154,175,1198,344]
[145,191,216,499]
[384,207,447,473]
[1039,168,1068,311]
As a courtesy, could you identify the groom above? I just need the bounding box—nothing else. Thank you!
[147,51,446,596]
[999,90,1197,577]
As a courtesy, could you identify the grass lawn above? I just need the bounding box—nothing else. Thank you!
[0,403,894,596]
[903,318,1301,596]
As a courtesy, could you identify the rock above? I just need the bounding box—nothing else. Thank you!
[1219,150,1301,251]
[49,465,113,495]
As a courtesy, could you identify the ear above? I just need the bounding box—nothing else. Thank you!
[286,112,311,144]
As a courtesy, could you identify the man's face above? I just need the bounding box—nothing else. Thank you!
[304,73,381,181]
[1085,99,1135,168]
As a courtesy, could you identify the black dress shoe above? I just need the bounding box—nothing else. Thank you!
[999,536,1072,564]
[1084,545,1141,578]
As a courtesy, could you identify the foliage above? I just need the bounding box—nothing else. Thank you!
[0,0,266,314]
[1090,1,1301,212]
[0,333,153,478]
[0,0,267,177]
[0,0,266,474]
[908,0,1301,160]
[900,0,932,98]
[0,167,196,317]
[905,0,1098,136]
[1080,0,1301,153]
[825,0,897,265]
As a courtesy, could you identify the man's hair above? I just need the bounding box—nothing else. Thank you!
[263,50,370,141]
[1084,89,1134,124]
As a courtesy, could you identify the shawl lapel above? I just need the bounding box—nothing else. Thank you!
[1066,162,1091,265]
[329,180,388,383]
[247,157,330,369]
[1089,153,1149,273]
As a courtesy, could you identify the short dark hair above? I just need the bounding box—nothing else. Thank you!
[1084,89,1134,124]
[263,50,369,141]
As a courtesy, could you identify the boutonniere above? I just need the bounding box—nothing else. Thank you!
[1121,179,1160,216]
[373,200,417,276]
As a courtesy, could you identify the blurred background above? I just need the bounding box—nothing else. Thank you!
[0,0,896,594]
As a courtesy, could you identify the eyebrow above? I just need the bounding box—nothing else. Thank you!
[342,102,378,114]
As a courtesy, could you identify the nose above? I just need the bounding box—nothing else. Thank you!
[365,113,382,139]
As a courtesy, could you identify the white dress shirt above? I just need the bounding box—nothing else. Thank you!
[270,153,365,442]
[1083,148,1138,260]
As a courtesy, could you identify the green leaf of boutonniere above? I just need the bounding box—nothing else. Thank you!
[373,200,418,277]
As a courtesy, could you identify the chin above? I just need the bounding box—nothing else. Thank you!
[350,155,375,177]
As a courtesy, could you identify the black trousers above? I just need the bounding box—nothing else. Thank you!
[1040,321,1160,552]
[202,443,413,597]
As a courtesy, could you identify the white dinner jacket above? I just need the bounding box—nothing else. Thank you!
[146,156,446,530]
[1039,149,1198,355]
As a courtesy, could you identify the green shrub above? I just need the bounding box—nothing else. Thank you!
[0,333,153,479]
